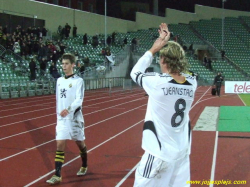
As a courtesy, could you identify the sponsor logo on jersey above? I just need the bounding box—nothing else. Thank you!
[69,83,72,88]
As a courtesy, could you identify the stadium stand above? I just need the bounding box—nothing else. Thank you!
[1,14,250,98]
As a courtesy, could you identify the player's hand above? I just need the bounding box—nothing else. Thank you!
[158,23,170,42]
[149,23,170,55]
[60,109,69,117]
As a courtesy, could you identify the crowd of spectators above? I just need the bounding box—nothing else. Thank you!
[0,24,67,80]
[57,23,79,39]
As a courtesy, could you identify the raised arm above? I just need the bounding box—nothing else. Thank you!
[130,23,171,86]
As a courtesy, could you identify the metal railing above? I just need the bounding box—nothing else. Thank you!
[0,77,130,99]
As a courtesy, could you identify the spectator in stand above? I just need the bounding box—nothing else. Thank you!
[131,37,137,52]
[208,57,212,71]
[21,43,29,58]
[79,63,85,75]
[105,49,111,56]
[118,37,123,48]
[111,32,116,45]
[40,57,47,76]
[52,50,59,64]
[1,34,7,48]
[58,25,62,35]
[59,43,66,55]
[13,42,21,55]
[83,33,88,45]
[101,48,106,57]
[29,58,36,81]
[33,40,40,55]
[3,25,8,35]
[83,57,90,67]
[65,23,71,39]
[123,37,127,47]
[203,54,208,67]
[92,34,99,48]
[73,25,77,37]
[75,51,80,66]
[107,36,112,46]
[0,27,3,43]
[49,61,61,79]
[61,27,65,40]
[42,26,48,40]
[37,43,45,62]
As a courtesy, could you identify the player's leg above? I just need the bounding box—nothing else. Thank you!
[47,119,69,184]
[46,140,66,184]
[169,155,190,187]
[55,140,66,177]
[75,140,88,175]
[134,151,174,187]
[71,120,87,176]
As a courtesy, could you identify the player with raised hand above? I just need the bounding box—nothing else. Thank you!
[131,23,197,187]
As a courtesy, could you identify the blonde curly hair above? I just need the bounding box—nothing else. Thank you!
[159,41,189,74]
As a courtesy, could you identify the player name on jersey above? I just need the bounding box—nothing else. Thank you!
[162,87,194,97]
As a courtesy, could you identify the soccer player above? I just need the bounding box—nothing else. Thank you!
[46,53,88,185]
[130,23,197,187]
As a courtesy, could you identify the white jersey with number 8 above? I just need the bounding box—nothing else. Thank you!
[131,51,197,162]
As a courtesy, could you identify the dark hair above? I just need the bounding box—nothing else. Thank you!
[62,53,75,64]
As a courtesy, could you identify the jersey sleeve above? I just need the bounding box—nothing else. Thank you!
[130,51,158,92]
[67,78,84,113]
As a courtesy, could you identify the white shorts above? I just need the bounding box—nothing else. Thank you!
[134,151,190,187]
[56,119,85,141]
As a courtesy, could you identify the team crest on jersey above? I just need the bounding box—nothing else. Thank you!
[60,88,67,98]
[69,83,72,88]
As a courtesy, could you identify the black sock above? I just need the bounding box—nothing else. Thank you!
[55,151,65,177]
[80,146,88,168]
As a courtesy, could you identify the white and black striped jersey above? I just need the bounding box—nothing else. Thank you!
[56,74,84,122]
[130,51,197,162]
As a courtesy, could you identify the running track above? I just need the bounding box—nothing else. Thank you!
[0,86,248,187]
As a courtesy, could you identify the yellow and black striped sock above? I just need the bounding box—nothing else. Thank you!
[80,146,87,168]
[55,151,65,177]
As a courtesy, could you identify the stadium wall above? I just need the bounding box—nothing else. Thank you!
[0,0,136,35]
[1,0,250,34]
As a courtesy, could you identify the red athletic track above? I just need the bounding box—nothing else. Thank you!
[0,86,248,187]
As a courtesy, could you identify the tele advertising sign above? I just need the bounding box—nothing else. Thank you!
[225,81,250,93]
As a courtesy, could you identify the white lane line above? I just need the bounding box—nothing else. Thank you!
[0,90,142,110]
[209,131,219,187]
[0,91,142,118]
[23,119,144,187]
[0,93,144,128]
[0,98,145,141]
[0,123,56,141]
[115,162,139,187]
[0,106,55,119]
[0,139,55,161]
[0,104,146,161]
[237,94,246,106]
[0,90,111,106]
[191,86,211,110]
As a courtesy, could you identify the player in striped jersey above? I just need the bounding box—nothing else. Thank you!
[46,53,88,185]
[131,23,197,187]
